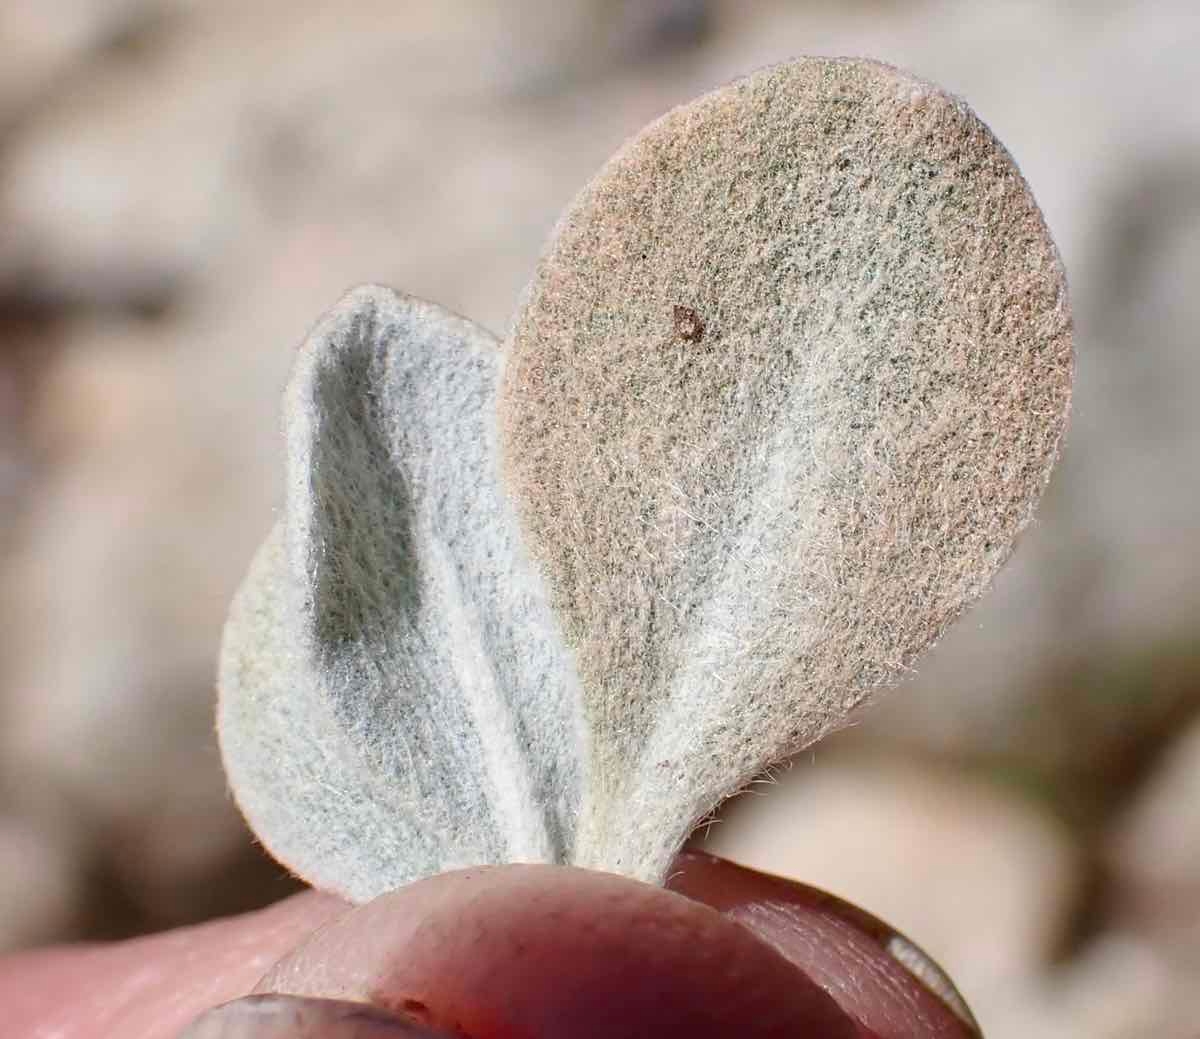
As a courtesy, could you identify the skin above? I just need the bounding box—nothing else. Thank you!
[0,853,980,1039]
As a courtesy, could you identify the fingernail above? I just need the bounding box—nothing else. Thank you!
[179,994,454,1038]
[668,851,983,1038]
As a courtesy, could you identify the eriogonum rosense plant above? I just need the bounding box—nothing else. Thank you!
[218,57,1073,904]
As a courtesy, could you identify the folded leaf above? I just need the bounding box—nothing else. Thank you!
[500,58,1073,881]
[219,286,584,902]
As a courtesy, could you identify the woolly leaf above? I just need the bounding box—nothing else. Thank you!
[499,58,1073,881]
[219,286,585,902]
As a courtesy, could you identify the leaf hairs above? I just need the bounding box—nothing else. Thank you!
[218,57,1073,902]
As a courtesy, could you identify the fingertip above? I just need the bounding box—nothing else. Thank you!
[668,851,982,1038]
[257,865,863,1039]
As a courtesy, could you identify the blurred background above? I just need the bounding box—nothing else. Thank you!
[0,1,1197,1035]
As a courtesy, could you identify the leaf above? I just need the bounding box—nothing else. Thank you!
[499,58,1073,881]
[219,286,585,902]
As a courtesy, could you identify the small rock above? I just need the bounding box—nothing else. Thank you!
[984,934,1200,1039]
[0,0,183,128]
[0,25,243,311]
[1107,713,1200,958]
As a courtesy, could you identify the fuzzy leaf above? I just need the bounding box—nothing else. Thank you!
[219,286,584,902]
[499,58,1073,881]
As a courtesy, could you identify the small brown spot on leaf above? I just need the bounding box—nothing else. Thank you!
[673,305,705,343]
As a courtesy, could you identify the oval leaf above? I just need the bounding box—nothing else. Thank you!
[500,58,1073,881]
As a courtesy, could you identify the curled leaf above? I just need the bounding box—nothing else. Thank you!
[219,286,585,901]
